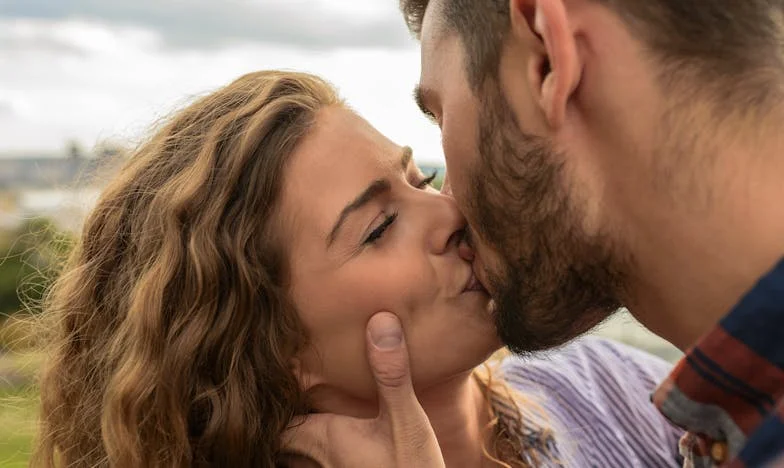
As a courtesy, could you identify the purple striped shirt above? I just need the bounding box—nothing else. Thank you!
[498,336,684,467]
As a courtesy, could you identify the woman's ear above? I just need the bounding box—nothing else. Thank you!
[290,356,326,392]
[509,0,581,129]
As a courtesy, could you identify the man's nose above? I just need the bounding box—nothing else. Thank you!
[440,171,452,196]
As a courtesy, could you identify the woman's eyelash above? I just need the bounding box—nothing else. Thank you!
[361,172,435,246]
[363,211,398,245]
[417,170,438,189]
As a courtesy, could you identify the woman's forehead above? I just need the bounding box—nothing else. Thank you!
[286,107,402,196]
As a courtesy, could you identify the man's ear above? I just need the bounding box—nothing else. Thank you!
[509,0,581,129]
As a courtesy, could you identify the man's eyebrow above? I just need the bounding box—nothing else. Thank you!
[413,85,437,122]
[326,147,414,248]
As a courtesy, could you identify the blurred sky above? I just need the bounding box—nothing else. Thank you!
[0,0,445,164]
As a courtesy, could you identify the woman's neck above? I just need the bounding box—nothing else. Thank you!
[310,372,497,467]
[417,372,497,468]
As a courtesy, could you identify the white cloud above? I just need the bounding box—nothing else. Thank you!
[0,0,412,50]
[313,0,402,20]
[0,7,444,164]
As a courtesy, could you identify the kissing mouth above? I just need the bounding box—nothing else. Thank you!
[463,268,488,293]
[459,228,490,294]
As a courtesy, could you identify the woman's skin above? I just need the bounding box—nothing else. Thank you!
[281,105,503,467]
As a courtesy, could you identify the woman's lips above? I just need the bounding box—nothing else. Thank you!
[463,270,487,293]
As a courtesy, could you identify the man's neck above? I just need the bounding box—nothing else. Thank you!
[628,119,784,350]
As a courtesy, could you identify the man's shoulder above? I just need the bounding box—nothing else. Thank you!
[653,258,784,467]
[720,257,784,360]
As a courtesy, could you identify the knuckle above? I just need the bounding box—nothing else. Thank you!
[372,355,409,387]
[395,428,432,462]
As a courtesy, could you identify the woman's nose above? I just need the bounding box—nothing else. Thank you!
[426,193,467,255]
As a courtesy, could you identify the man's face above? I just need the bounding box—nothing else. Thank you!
[416,3,630,354]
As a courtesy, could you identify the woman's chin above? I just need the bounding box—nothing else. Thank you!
[413,338,504,391]
[471,302,503,351]
[478,336,504,365]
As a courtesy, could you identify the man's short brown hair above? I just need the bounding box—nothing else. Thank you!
[400,0,784,105]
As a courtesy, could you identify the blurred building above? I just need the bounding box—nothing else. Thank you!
[0,145,121,232]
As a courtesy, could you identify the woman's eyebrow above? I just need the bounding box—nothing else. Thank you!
[325,147,414,248]
[326,178,391,247]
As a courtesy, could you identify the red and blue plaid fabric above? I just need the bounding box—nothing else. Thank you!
[652,259,784,467]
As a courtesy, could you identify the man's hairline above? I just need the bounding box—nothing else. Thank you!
[412,0,453,43]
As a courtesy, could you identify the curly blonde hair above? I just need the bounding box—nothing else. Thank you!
[33,70,341,467]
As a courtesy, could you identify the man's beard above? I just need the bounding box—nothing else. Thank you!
[467,83,629,355]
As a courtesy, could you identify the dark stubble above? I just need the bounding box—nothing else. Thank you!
[467,83,629,355]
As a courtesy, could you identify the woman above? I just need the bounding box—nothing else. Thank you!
[33,71,681,467]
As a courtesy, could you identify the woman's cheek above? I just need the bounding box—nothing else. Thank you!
[384,258,432,313]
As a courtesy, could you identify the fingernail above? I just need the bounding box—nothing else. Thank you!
[369,312,403,350]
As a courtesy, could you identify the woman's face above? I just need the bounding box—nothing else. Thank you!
[280,106,500,410]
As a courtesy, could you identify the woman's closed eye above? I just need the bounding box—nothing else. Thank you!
[362,170,438,245]
[363,211,398,245]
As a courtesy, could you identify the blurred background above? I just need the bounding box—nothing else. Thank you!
[0,1,678,465]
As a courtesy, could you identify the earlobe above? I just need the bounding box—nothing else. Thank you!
[291,357,326,391]
[524,0,581,129]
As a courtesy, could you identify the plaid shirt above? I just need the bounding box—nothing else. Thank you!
[652,259,784,467]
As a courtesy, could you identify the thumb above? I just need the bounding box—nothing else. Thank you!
[366,312,428,429]
[366,313,443,466]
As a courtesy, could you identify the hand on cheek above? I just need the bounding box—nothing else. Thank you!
[282,311,445,468]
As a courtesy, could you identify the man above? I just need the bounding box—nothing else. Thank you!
[285,0,784,466]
